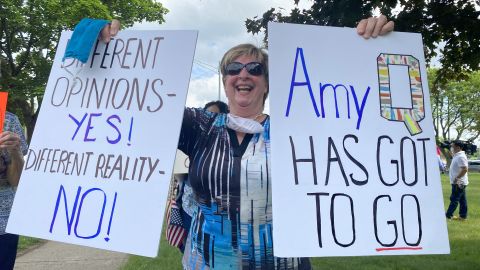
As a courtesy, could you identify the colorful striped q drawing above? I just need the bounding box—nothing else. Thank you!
[377,53,425,135]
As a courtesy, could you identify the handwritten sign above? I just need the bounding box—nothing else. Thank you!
[173,150,189,174]
[268,22,449,257]
[7,30,197,257]
[0,92,8,133]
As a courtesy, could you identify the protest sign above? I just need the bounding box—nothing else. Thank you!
[0,92,8,133]
[7,30,197,257]
[268,22,449,257]
[173,150,189,174]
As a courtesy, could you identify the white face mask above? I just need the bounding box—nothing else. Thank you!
[226,114,264,134]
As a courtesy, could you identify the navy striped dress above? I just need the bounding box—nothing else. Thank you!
[179,108,310,270]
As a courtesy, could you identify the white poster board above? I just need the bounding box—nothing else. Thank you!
[7,30,197,257]
[173,150,189,174]
[269,22,449,257]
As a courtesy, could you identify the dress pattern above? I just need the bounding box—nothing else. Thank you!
[179,108,310,270]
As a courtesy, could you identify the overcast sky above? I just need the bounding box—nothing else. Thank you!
[132,0,312,108]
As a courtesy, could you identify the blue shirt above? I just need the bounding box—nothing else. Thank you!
[178,108,310,270]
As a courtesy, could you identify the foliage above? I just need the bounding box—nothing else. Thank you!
[430,69,480,142]
[0,0,168,140]
[245,0,480,82]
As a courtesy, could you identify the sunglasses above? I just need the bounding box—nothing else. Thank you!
[225,62,264,76]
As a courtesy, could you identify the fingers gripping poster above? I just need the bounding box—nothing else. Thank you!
[268,22,449,257]
[7,30,197,257]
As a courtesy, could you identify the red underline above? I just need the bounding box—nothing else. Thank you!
[376,247,423,252]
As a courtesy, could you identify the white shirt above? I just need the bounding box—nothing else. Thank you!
[449,151,469,185]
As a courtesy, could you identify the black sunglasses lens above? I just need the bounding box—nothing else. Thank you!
[226,62,243,75]
[245,63,263,76]
[226,62,264,76]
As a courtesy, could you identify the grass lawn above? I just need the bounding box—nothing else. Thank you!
[122,173,480,270]
[17,236,43,253]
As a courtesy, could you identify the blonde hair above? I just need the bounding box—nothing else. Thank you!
[220,44,269,103]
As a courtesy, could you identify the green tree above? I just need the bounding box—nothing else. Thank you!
[0,0,168,140]
[430,69,480,142]
[246,0,480,82]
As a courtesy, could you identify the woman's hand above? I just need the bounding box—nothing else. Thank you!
[0,131,22,155]
[100,19,121,43]
[0,131,25,187]
[356,15,394,39]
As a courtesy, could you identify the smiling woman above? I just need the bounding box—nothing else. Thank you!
[177,44,312,269]
[220,44,269,122]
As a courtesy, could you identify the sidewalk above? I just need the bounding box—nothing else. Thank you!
[15,241,128,270]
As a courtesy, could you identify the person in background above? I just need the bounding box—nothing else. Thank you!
[95,15,394,269]
[175,101,229,252]
[446,140,469,221]
[202,100,229,114]
[0,112,28,270]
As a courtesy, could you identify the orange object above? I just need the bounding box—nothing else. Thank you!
[0,92,8,134]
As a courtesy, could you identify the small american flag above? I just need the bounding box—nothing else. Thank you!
[166,199,187,248]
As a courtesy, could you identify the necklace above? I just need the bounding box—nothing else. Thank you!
[253,113,265,122]
[231,113,264,122]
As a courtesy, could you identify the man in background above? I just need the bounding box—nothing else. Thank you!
[446,140,469,221]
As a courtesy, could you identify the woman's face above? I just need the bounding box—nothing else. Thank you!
[224,54,268,117]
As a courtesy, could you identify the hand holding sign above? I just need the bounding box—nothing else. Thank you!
[356,15,395,39]
[100,19,120,43]
[0,93,22,156]
[0,131,23,153]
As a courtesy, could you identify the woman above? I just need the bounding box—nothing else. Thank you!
[171,100,229,253]
[97,15,394,269]
[178,44,304,269]
[0,112,28,270]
